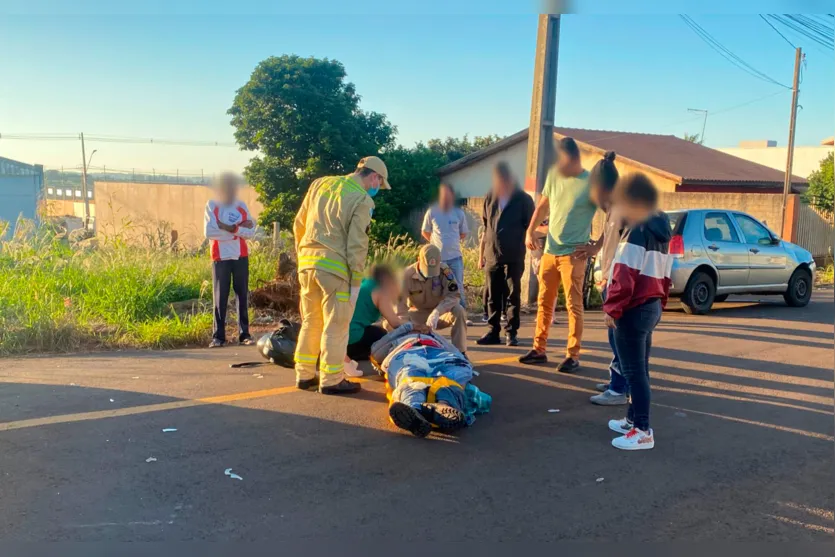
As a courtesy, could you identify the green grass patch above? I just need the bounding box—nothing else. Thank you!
[0,226,278,355]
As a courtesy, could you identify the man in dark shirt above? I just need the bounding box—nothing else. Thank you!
[477,161,535,346]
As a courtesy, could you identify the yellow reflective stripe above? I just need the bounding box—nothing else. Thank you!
[427,377,462,403]
[343,177,365,195]
[351,271,364,280]
[298,256,349,276]
[321,363,344,374]
[295,353,318,363]
[402,376,462,403]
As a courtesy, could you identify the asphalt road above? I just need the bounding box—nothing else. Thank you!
[0,290,832,541]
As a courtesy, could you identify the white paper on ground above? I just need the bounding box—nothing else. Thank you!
[146,457,157,463]
[547,409,560,413]
[224,468,243,481]
[162,428,177,433]
[596,477,605,483]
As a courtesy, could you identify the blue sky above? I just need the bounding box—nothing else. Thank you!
[0,3,832,175]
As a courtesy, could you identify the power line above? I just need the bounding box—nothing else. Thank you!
[760,14,796,49]
[679,15,791,89]
[768,14,834,52]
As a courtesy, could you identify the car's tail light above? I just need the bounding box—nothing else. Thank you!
[670,234,684,257]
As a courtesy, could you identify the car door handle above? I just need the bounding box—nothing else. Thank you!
[707,244,719,251]
[749,248,760,254]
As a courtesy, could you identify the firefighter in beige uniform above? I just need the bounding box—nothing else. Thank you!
[397,244,468,354]
[293,156,390,395]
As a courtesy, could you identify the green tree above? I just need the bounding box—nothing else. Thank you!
[367,135,504,244]
[427,134,504,164]
[228,55,396,229]
[803,152,834,213]
[682,132,703,145]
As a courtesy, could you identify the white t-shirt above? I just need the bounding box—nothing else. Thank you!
[422,205,469,261]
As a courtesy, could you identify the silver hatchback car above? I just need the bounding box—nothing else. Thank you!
[668,209,816,314]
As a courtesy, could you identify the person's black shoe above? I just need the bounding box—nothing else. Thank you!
[519,349,547,365]
[320,379,362,395]
[389,402,432,438]
[296,377,319,391]
[476,331,502,345]
[557,357,580,374]
[505,333,519,347]
[419,402,466,431]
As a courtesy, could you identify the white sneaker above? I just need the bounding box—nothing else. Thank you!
[344,359,362,377]
[608,417,633,434]
[612,428,655,451]
[465,319,474,326]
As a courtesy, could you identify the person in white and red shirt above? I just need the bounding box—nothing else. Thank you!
[203,173,256,348]
[603,172,672,451]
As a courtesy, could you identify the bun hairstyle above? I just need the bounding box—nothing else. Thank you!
[591,151,619,192]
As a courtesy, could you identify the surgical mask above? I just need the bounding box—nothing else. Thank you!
[368,187,379,198]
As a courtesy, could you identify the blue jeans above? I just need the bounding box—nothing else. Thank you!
[607,327,629,395]
[443,256,467,309]
[603,287,628,395]
[612,299,662,431]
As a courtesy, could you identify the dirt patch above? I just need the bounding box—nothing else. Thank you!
[250,252,301,318]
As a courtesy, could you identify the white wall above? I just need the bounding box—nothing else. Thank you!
[718,146,833,180]
[442,139,529,198]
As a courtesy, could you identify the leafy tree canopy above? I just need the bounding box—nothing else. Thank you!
[229,55,395,229]
[229,55,502,243]
[803,152,834,213]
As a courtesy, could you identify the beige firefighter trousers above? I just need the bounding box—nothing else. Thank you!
[294,269,354,388]
[408,305,468,353]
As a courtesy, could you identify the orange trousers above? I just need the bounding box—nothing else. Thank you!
[533,253,586,359]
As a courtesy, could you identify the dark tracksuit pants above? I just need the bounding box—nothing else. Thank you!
[486,260,523,336]
[212,257,250,342]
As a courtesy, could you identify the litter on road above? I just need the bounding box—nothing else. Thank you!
[596,478,605,483]
[145,457,157,463]
[162,428,177,433]
[548,409,560,413]
[109,399,115,403]
[224,468,243,481]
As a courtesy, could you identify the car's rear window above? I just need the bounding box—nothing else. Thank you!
[668,211,687,235]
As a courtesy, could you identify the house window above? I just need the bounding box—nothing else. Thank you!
[75,190,82,197]
[57,189,63,196]
[65,189,73,197]
[47,188,54,195]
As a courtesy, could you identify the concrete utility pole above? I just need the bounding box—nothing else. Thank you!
[79,133,93,229]
[780,47,802,238]
[522,14,561,304]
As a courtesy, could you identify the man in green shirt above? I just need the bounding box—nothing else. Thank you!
[519,137,598,373]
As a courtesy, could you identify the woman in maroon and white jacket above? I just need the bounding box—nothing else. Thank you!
[602,173,672,451]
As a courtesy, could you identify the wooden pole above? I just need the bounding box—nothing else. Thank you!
[781,47,802,238]
[522,14,561,304]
